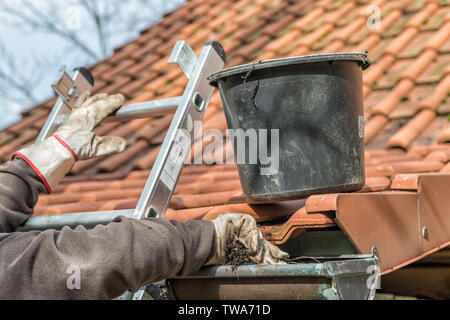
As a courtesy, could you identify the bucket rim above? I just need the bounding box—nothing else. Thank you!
[208,51,370,86]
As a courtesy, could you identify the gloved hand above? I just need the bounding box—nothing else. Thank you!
[205,213,289,266]
[13,92,126,193]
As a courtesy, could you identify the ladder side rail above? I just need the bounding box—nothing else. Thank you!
[36,69,93,143]
[132,42,225,219]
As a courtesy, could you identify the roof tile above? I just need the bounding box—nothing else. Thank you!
[372,9,403,34]
[405,2,438,28]
[387,109,436,149]
[261,207,334,244]
[96,139,148,172]
[418,74,450,110]
[370,79,415,116]
[0,129,37,160]
[438,124,450,143]
[135,115,173,141]
[132,145,161,170]
[366,159,444,177]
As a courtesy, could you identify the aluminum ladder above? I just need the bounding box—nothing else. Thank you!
[19,40,226,231]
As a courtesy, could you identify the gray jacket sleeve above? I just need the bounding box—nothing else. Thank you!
[0,158,216,299]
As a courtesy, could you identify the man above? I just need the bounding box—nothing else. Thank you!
[0,92,288,299]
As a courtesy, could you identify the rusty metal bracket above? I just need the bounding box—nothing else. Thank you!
[305,173,450,275]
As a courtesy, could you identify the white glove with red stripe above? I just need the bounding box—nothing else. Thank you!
[13,92,126,193]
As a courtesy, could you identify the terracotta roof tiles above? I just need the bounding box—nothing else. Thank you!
[1,0,450,257]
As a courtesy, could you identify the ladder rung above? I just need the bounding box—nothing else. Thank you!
[105,96,181,122]
[18,209,134,231]
[54,96,181,126]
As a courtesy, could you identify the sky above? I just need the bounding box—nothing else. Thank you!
[0,0,185,129]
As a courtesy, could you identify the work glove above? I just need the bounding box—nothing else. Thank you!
[13,92,126,193]
[205,213,289,266]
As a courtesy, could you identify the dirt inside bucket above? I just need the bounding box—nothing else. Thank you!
[224,234,255,270]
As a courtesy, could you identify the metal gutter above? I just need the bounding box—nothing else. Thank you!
[18,209,134,231]
[165,255,378,300]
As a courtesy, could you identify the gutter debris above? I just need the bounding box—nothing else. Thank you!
[224,234,255,271]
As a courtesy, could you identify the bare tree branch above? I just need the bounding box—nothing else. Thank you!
[2,0,100,59]
[0,41,38,103]
[0,0,186,118]
[79,0,108,57]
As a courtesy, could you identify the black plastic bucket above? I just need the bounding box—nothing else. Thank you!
[208,52,370,202]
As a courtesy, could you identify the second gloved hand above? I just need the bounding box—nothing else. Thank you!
[205,213,289,266]
[13,92,126,193]
[54,92,126,160]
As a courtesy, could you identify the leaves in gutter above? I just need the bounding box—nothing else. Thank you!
[224,233,255,271]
